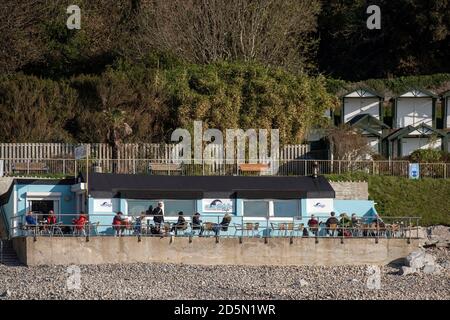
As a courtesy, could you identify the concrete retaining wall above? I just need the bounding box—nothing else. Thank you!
[13,236,419,267]
[330,181,368,200]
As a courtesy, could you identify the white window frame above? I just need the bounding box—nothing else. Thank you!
[163,199,197,220]
[272,199,301,221]
[25,192,62,220]
[242,199,300,221]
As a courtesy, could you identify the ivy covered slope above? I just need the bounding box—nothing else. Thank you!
[0,61,335,145]
[327,174,450,226]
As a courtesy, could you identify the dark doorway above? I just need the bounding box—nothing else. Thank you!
[31,200,54,220]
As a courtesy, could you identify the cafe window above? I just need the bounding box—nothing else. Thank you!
[127,200,159,216]
[164,200,196,217]
[273,200,299,217]
[243,200,269,217]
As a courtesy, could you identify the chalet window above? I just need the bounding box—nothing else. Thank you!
[127,200,159,216]
[164,200,196,217]
[243,200,269,217]
[273,200,299,217]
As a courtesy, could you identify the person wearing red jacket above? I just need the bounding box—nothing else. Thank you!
[307,214,319,236]
[112,211,125,237]
[72,212,88,235]
[47,210,57,225]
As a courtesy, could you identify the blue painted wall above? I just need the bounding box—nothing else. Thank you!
[87,195,378,237]
[15,183,77,224]
[0,179,378,238]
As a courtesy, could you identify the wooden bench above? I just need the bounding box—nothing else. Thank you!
[148,163,183,174]
[12,162,49,174]
[238,163,270,174]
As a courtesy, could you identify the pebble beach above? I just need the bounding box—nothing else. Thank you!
[0,247,448,300]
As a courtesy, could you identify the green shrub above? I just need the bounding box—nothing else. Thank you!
[326,173,450,226]
[410,149,445,163]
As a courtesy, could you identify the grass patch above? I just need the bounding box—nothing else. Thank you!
[6,173,74,179]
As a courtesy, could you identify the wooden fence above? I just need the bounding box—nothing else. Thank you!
[0,143,310,161]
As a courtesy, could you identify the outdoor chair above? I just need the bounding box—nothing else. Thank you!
[50,222,64,236]
[21,223,39,236]
[389,223,402,238]
[233,223,244,237]
[163,223,171,236]
[202,222,215,236]
[286,223,294,237]
[327,223,338,237]
[270,222,287,237]
[174,222,189,236]
[295,223,305,237]
[190,222,203,236]
[351,224,363,237]
[244,222,260,237]
[87,222,100,236]
[308,225,319,237]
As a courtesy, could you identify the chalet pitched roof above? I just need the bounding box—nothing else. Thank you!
[394,88,438,99]
[385,123,446,141]
[348,114,389,137]
[348,114,389,128]
[340,87,384,99]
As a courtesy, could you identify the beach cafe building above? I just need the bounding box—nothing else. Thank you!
[1,173,378,237]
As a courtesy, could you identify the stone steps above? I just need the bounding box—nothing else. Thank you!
[0,240,22,266]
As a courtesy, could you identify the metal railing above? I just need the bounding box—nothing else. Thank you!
[10,213,421,240]
[1,158,449,178]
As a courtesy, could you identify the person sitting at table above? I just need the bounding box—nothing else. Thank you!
[325,211,339,236]
[152,202,164,226]
[213,212,232,236]
[25,211,37,226]
[47,210,57,225]
[307,214,319,236]
[351,213,360,226]
[113,211,125,237]
[133,213,145,235]
[192,212,204,236]
[339,213,352,236]
[170,211,186,235]
[72,212,88,235]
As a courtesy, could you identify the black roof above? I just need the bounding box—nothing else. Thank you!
[87,173,335,200]
[348,114,389,128]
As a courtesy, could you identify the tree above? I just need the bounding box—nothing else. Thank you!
[326,125,372,161]
[126,0,321,72]
[318,0,450,80]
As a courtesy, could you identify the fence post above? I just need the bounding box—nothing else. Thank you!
[338,161,341,175]
[443,163,446,179]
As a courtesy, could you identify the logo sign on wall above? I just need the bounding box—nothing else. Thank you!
[409,163,420,180]
[93,199,113,212]
[306,198,334,214]
[74,145,87,160]
[203,199,233,213]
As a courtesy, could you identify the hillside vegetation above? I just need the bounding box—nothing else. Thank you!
[0,0,449,144]
[327,174,450,226]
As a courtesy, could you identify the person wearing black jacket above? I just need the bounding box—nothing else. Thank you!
[325,211,339,236]
[152,202,164,225]
[213,213,232,236]
[170,211,186,234]
[192,212,204,236]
